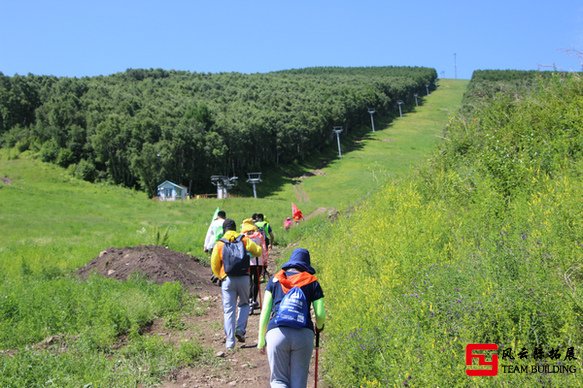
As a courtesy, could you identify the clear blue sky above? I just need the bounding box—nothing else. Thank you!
[1,0,582,80]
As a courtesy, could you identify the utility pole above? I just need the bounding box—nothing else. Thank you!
[246,172,262,198]
[367,108,376,132]
[333,126,343,158]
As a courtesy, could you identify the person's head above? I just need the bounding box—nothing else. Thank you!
[281,248,315,274]
[251,213,258,221]
[256,213,264,221]
[286,217,291,221]
[241,218,258,235]
[222,218,236,232]
[217,210,226,219]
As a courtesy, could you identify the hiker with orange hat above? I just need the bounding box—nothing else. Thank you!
[241,218,268,313]
[257,248,326,387]
[211,218,262,349]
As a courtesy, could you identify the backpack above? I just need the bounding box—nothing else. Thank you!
[255,221,269,244]
[213,225,224,242]
[247,231,267,266]
[274,286,310,329]
[220,235,250,276]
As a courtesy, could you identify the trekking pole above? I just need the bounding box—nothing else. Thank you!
[314,331,320,388]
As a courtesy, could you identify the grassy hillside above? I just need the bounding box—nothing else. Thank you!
[311,73,582,386]
[268,79,469,210]
[0,79,468,386]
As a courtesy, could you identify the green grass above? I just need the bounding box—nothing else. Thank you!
[310,74,582,387]
[0,79,469,386]
[268,79,469,211]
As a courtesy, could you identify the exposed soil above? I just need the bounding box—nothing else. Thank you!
[78,246,214,293]
[77,245,323,387]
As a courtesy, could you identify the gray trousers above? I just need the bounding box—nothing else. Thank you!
[221,275,250,349]
[266,327,314,388]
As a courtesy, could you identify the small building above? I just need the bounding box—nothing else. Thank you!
[157,180,188,201]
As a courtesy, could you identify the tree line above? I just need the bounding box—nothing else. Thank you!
[0,66,437,197]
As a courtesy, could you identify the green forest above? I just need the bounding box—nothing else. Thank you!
[0,66,436,197]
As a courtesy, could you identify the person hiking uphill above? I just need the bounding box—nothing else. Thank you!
[241,218,268,312]
[204,210,226,253]
[211,219,262,349]
[255,213,274,251]
[257,248,326,388]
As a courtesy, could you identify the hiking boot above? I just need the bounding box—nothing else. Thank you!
[235,332,246,343]
[250,301,260,310]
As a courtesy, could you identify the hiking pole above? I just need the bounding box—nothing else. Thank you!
[314,330,320,388]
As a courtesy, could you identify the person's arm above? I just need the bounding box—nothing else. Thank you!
[244,236,262,257]
[257,291,273,350]
[210,244,222,278]
[313,298,326,331]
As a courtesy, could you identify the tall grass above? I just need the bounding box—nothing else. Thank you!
[311,74,582,386]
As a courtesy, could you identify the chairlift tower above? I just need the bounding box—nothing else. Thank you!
[210,175,238,199]
[246,172,262,198]
[367,108,376,132]
[333,126,343,158]
[397,100,404,118]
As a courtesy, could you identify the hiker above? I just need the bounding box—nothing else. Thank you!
[204,210,226,253]
[211,218,262,349]
[241,218,268,312]
[257,248,326,387]
[283,217,293,231]
[255,213,274,280]
[292,203,304,224]
[255,213,275,250]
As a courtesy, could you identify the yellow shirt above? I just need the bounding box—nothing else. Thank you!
[211,230,262,279]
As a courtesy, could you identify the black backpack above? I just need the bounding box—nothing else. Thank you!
[220,235,250,276]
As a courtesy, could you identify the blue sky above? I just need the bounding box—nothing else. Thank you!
[1,0,582,79]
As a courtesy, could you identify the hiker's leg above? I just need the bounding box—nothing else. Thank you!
[248,267,257,302]
[266,328,292,387]
[289,328,314,388]
[248,272,254,303]
[251,267,260,302]
[221,277,237,349]
[234,275,250,337]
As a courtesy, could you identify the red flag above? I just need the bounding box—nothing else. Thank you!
[291,203,304,222]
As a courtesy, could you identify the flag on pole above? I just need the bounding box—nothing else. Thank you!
[292,203,304,222]
[204,207,220,250]
[209,207,220,223]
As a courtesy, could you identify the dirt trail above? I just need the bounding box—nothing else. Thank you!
[78,245,322,387]
[160,245,321,388]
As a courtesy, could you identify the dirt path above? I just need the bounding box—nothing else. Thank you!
[159,245,322,388]
[77,245,323,387]
[160,286,271,387]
